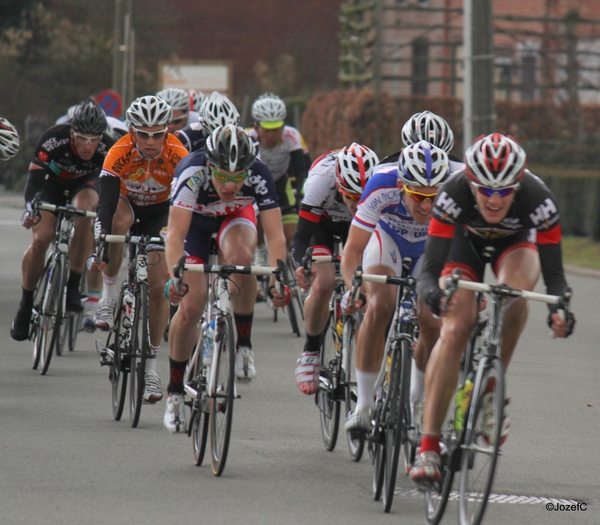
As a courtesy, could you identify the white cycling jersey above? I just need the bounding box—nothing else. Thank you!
[247,125,307,180]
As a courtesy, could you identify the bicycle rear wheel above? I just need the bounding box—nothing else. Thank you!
[343,316,364,461]
[458,358,504,525]
[129,284,149,428]
[382,339,411,513]
[39,256,66,376]
[210,314,235,476]
[317,318,341,451]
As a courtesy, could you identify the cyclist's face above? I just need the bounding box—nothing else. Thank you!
[256,125,283,148]
[472,183,516,224]
[71,131,102,160]
[400,182,438,224]
[132,125,167,158]
[209,164,247,202]
[341,194,359,216]
[167,110,188,133]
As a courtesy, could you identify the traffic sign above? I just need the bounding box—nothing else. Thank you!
[96,90,123,117]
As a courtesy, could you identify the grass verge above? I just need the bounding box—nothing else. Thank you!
[562,236,600,271]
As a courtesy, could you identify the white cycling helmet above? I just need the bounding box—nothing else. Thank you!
[335,143,379,196]
[205,124,256,172]
[0,117,20,160]
[465,133,526,188]
[189,90,205,113]
[252,92,286,129]
[402,110,454,153]
[156,87,190,112]
[199,91,240,136]
[399,141,450,188]
[126,96,173,128]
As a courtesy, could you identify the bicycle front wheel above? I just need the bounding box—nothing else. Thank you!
[108,295,128,421]
[210,314,235,476]
[186,342,209,466]
[129,284,149,428]
[317,318,341,451]
[371,415,386,501]
[458,358,504,525]
[344,315,364,461]
[39,256,66,375]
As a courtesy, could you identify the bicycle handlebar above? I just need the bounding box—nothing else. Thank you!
[38,202,97,218]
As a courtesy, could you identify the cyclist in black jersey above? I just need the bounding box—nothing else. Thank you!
[11,99,114,341]
[410,133,575,488]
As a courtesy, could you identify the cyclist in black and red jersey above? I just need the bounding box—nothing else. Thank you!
[0,117,20,160]
[11,99,114,341]
[410,133,576,489]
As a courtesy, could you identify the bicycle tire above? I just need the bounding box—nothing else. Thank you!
[344,316,364,461]
[458,358,504,525]
[109,294,128,421]
[56,312,69,356]
[382,339,411,512]
[210,313,235,476]
[31,263,52,370]
[191,402,210,466]
[317,317,341,451]
[39,255,66,375]
[186,340,209,466]
[285,297,301,337]
[68,272,87,352]
[129,283,149,428]
[371,429,386,501]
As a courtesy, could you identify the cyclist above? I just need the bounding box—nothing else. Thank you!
[0,117,20,160]
[188,89,204,113]
[291,143,379,395]
[156,87,199,134]
[175,91,240,153]
[10,99,113,341]
[341,141,451,435]
[411,133,575,488]
[248,92,310,250]
[163,124,289,432]
[93,95,188,404]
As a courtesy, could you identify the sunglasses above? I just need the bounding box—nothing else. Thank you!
[210,165,249,184]
[403,186,438,203]
[72,131,102,145]
[169,115,187,126]
[337,186,361,202]
[133,128,168,140]
[471,182,520,198]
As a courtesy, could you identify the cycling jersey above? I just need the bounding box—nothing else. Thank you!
[174,121,206,153]
[96,132,188,233]
[290,150,353,267]
[417,169,568,305]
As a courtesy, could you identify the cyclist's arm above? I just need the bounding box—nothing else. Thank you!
[261,207,287,268]
[95,173,122,234]
[290,210,321,268]
[24,164,47,205]
[341,224,371,290]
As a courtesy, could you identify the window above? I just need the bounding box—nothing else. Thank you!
[412,38,429,95]
[521,55,536,101]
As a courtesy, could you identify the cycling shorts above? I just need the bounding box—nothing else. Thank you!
[184,205,257,263]
[124,198,169,246]
[307,216,350,257]
[275,174,298,220]
[363,223,423,278]
[38,172,98,207]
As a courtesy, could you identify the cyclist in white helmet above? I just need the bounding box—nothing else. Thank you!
[188,89,204,113]
[92,95,189,405]
[342,141,451,436]
[292,143,379,395]
[156,87,199,133]
[0,118,20,160]
[248,92,311,251]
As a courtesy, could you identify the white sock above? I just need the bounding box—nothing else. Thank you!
[356,370,379,409]
[101,274,119,302]
[410,358,425,405]
[145,345,159,374]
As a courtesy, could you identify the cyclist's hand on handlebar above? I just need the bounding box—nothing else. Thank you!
[426,287,446,317]
[341,290,366,314]
[164,278,188,305]
[295,265,312,290]
[268,284,290,307]
[548,311,576,338]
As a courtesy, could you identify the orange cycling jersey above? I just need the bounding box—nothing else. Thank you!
[101,133,188,206]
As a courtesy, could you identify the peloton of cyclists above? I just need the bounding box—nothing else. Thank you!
[163,124,289,432]
[410,133,576,489]
[93,95,189,405]
[291,143,380,395]
[11,99,113,342]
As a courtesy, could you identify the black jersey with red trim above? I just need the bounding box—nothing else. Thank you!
[417,169,568,302]
[31,124,114,180]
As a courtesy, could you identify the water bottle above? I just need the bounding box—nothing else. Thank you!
[202,318,216,366]
[122,290,134,328]
[454,376,474,432]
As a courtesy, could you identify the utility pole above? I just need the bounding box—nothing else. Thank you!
[112,0,134,116]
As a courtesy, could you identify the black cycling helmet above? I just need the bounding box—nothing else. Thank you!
[205,124,256,172]
[70,99,107,135]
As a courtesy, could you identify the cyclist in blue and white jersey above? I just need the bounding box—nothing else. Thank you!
[341,141,451,435]
[248,92,310,250]
[163,124,289,432]
[291,144,379,395]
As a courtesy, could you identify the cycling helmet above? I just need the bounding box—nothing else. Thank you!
[251,92,286,128]
[399,141,450,188]
[205,124,256,172]
[465,133,526,188]
[402,110,454,153]
[126,96,173,128]
[189,90,204,113]
[70,99,107,135]
[199,92,240,136]
[335,143,380,196]
[0,118,20,160]
[156,87,190,112]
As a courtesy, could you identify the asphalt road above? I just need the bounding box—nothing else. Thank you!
[0,197,597,525]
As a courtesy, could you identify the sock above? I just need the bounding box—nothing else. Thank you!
[410,358,425,405]
[356,370,379,409]
[234,312,253,348]
[419,435,441,455]
[145,345,160,374]
[20,288,35,309]
[67,271,82,291]
[303,332,322,354]
[167,357,188,395]
[101,273,119,302]
[85,290,100,313]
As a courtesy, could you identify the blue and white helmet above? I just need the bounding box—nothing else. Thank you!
[398,141,450,187]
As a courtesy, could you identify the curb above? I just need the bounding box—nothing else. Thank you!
[564,264,600,279]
